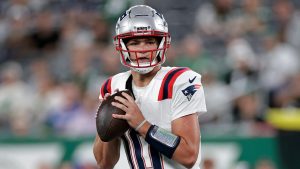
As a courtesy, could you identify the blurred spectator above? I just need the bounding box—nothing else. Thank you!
[259,32,300,103]
[91,14,111,47]
[98,45,123,76]
[232,93,274,136]
[195,0,235,36]
[230,0,270,52]
[270,0,298,39]
[194,0,236,57]
[174,34,217,75]
[225,37,259,98]
[45,82,83,136]
[68,37,96,93]
[2,2,31,63]
[26,9,61,57]
[163,42,180,66]
[28,59,65,135]
[0,62,34,135]
[269,73,300,108]
[64,93,97,136]
[233,93,261,122]
[200,71,233,124]
[283,2,300,53]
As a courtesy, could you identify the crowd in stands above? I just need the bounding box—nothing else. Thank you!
[0,0,300,140]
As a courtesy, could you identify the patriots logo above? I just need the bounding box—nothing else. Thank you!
[181,84,201,101]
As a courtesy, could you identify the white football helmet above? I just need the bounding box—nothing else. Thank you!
[114,5,171,74]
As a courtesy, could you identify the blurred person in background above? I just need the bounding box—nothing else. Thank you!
[270,0,300,53]
[225,37,258,98]
[194,0,236,58]
[0,62,34,136]
[174,34,216,76]
[92,15,111,47]
[98,46,124,77]
[230,0,271,52]
[45,82,83,136]
[162,42,180,67]
[199,71,233,136]
[68,37,96,93]
[222,37,275,136]
[1,0,31,64]
[30,57,98,137]
[259,31,300,104]
[26,9,61,57]
[65,92,98,137]
[93,5,207,169]
[232,92,274,136]
[28,59,65,135]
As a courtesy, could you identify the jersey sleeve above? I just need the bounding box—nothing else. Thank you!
[98,71,131,99]
[171,70,207,120]
[99,77,112,99]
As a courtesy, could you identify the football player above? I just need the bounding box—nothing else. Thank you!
[93,5,207,169]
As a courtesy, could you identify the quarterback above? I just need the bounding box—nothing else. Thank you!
[93,5,207,169]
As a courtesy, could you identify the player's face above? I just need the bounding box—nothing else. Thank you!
[125,37,159,64]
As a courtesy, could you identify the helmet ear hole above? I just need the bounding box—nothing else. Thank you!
[156,54,162,62]
[155,37,162,46]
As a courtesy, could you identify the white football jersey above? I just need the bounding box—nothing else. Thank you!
[99,67,207,169]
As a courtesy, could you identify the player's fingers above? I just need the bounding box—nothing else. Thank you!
[112,113,126,120]
[122,92,135,102]
[111,102,128,111]
[114,96,129,105]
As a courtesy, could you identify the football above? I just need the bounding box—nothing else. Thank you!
[96,89,132,142]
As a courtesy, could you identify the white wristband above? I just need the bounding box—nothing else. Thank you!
[135,119,147,131]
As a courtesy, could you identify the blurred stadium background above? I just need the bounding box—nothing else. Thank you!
[0,0,300,168]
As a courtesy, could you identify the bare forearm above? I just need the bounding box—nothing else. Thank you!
[137,115,200,168]
[93,136,120,169]
[171,136,200,168]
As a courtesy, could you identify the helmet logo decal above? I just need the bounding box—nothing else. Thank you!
[156,12,163,19]
[120,12,127,21]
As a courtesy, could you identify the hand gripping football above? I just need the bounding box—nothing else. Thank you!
[96,90,132,142]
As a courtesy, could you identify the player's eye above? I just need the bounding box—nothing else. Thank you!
[127,41,139,46]
[147,41,156,45]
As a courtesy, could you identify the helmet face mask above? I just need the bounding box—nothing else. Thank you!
[114,5,171,74]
